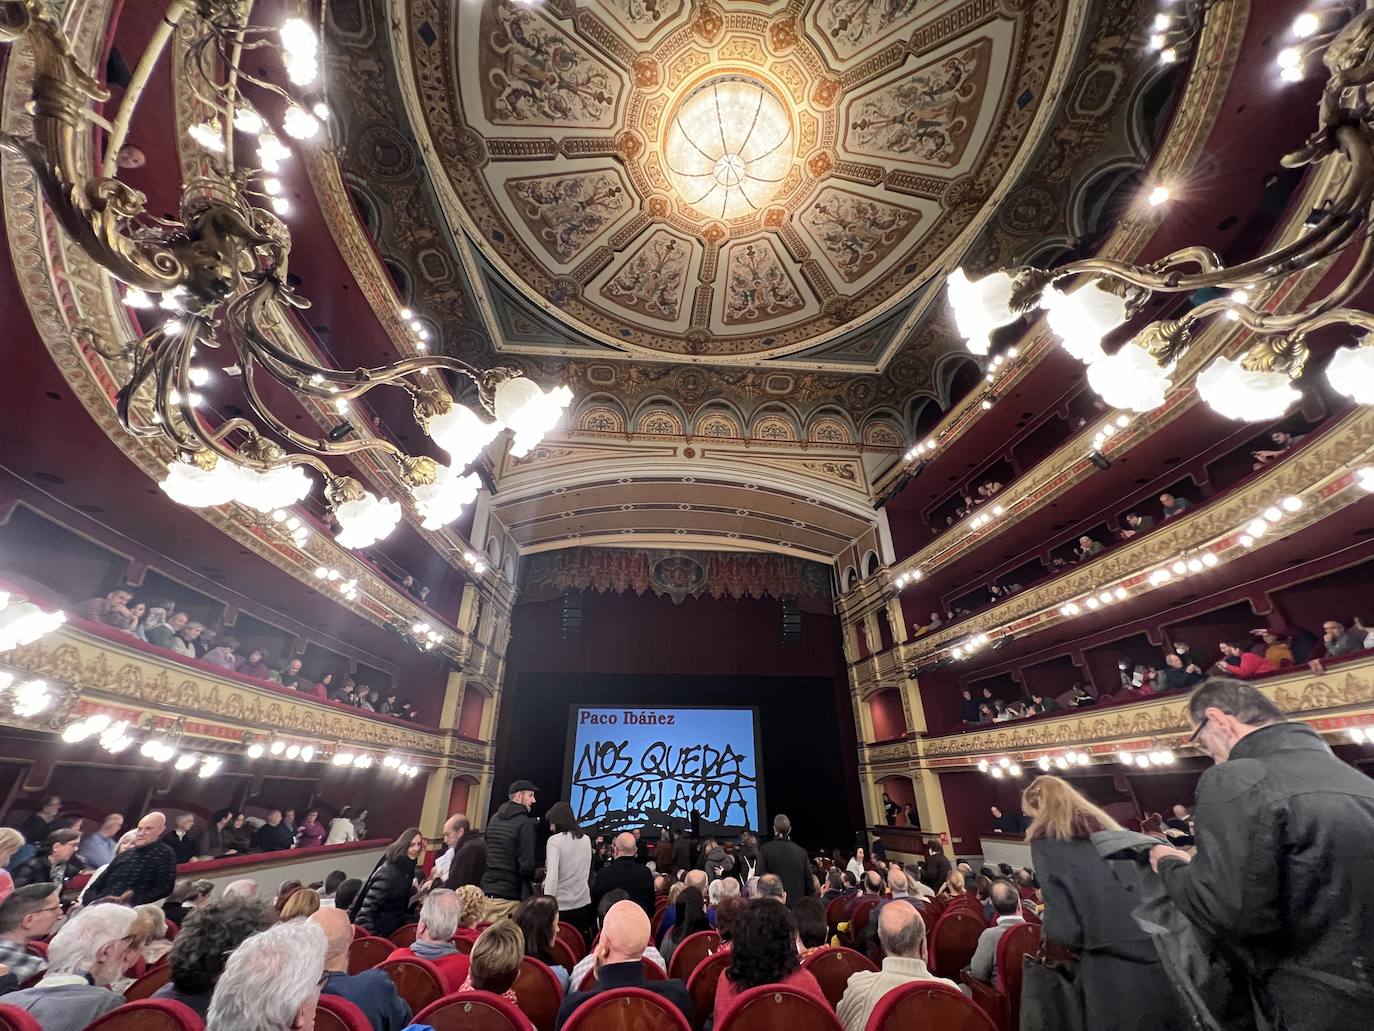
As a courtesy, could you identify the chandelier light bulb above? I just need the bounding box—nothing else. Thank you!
[282,104,320,141]
[1086,342,1173,412]
[188,366,211,387]
[124,287,153,309]
[424,402,502,468]
[1159,47,1178,64]
[494,378,574,458]
[334,489,402,549]
[0,600,65,651]
[1153,13,1171,30]
[1325,343,1374,403]
[1280,65,1304,83]
[1292,12,1319,37]
[1277,47,1302,69]
[257,133,290,172]
[272,197,291,216]
[188,120,226,153]
[1196,356,1301,421]
[312,101,330,120]
[233,106,264,134]
[264,178,282,196]
[62,722,92,744]
[947,268,1025,355]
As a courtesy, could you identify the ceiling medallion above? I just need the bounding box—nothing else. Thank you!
[663,74,795,221]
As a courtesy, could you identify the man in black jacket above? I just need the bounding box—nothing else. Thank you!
[88,811,177,905]
[480,779,538,920]
[756,814,814,903]
[250,809,294,853]
[1150,679,1374,1029]
[591,832,655,917]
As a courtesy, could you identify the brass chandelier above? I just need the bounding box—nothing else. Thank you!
[0,0,572,550]
[947,3,1374,422]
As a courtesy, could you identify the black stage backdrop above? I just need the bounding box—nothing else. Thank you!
[495,670,856,851]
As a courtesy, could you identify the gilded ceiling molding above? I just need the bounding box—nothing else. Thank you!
[914,654,1374,766]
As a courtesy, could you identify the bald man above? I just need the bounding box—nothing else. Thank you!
[86,811,177,904]
[591,831,655,918]
[311,907,412,1030]
[837,903,958,1031]
[554,900,694,1030]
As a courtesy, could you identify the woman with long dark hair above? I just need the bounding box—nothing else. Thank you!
[660,886,710,966]
[543,801,593,939]
[1022,776,1185,1029]
[512,894,569,991]
[713,900,826,1021]
[350,826,422,936]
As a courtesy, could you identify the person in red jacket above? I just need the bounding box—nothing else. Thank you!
[1214,640,1276,679]
[382,889,470,992]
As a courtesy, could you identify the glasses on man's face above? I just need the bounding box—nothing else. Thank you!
[1186,714,1209,744]
[34,905,62,916]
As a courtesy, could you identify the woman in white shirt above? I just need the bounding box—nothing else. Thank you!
[846,846,867,881]
[543,802,593,941]
[324,805,358,845]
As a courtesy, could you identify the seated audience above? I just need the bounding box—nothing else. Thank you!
[837,898,956,1031]
[1321,619,1365,658]
[19,794,61,845]
[76,813,123,870]
[713,895,747,951]
[162,811,198,864]
[0,883,60,983]
[714,899,825,1020]
[74,587,136,631]
[937,869,966,899]
[1119,512,1154,540]
[1013,869,1039,909]
[1359,612,1374,649]
[513,894,570,992]
[193,808,235,859]
[164,878,214,925]
[1,903,139,1030]
[1215,640,1276,679]
[661,885,710,967]
[13,829,79,891]
[967,880,1025,986]
[384,888,469,990]
[1252,428,1304,467]
[202,634,238,669]
[1028,691,1061,714]
[144,611,191,653]
[278,658,307,690]
[658,869,708,943]
[350,827,423,937]
[87,811,177,905]
[0,828,22,905]
[154,894,276,1017]
[459,920,529,1011]
[320,870,347,908]
[234,649,273,680]
[311,906,412,1030]
[990,805,1025,835]
[1069,684,1096,707]
[333,878,363,914]
[557,899,692,1030]
[1159,492,1190,518]
[135,605,165,643]
[1075,535,1105,561]
[568,889,667,989]
[820,869,850,904]
[251,809,296,853]
[453,883,486,945]
[325,805,359,845]
[205,918,327,1031]
[793,896,830,959]
[1160,652,1204,692]
[755,873,787,904]
[1253,630,1295,667]
[1163,804,1195,847]
[131,902,174,967]
[280,887,321,921]
[959,689,981,723]
[294,808,327,849]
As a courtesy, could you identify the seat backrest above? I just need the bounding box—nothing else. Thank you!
[378,957,448,1013]
[389,922,419,948]
[315,994,372,1031]
[824,896,850,932]
[348,935,394,974]
[995,921,1041,1026]
[848,898,880,938]
[862,980,998,1031]
[801,947,879,1009]
[561,986,694,1031]
[556,922,587,962]
[0,1005,43,1031]
[416,990,532,1031]
[82,999,205,1031]
[552,938,579,971]
[667,930,721,981]
[513,955,566,1031]
[929,912,986,979]
[352,923,366,940]
[578,956,666,992]
[716,985,843,1031]
[686,953,732,1031]
[122,961,175,1002]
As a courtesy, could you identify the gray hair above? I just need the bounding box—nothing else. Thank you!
[887,867,909,893]
[224,879,259,898]
[708,879,725,906]
[719,877,741,900]
[1186,678,1286,728]
[420,888,461,941]
[757,874,786,901]
[206,920,326,1031]
[47,904,138,977]
[877,902,927,958]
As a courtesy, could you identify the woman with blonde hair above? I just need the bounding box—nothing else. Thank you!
[0,828,24,905]
[278,886,321,921]
[1021,775,1184,1028]
[936,868,965,898]
[453,883,486,945]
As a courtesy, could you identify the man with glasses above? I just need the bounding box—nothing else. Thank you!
[1149,679,1374,1029]
[0,883,63,985]
[86,811,177,905]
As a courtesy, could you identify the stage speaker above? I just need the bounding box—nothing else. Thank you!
[561,590,583,641]
[781,597,801,645]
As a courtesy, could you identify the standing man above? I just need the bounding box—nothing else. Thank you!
[480,780,538,921]
[756,814,815,902]
[1150,679,1374,1028]
[591,833,655,918]
[86,811,177,904]
[431,815,467,884]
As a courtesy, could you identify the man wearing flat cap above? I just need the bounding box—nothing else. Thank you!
[480,778,539,921]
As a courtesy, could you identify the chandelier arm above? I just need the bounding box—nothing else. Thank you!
[101,0,192,178]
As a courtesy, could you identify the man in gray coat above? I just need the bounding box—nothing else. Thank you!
[1151,678,1374,1029]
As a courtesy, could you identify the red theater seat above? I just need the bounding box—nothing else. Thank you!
[513,955,565,1031]
[579,957,665,991]
[416,991,533,1031]
[122,962,174,1002]
[348,935,394,974]
[82,999,205,1030]
[686,952,731,1031]
[561,986,693,1031]
[824,896,851,933]
[667,930,720,981]
[929,911,985,979]
[378,957,448,1013]
[862,980,997,1031]
[556,922,587,961]
[316,994,374,1031]
[996,921,1041,1028]
[552,938,579,971]
[715,985,842,1031]
[0,1006,42,1031]
[389,922,419,948]
[801,946,878,1009]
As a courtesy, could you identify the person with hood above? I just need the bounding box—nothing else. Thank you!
[701,837,734,882]
[1150,679,1374,1029]
[350,827,422,937]
[1021,775,1185,1029]
[479,779,538,921]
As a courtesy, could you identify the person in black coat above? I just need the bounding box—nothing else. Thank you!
[12,829,80,892]
[670,830,693,877]
[443,828,486,890]
[919,842,950,891]
[1022,775,1185,1030]
[250,810,294,853]
[479,780,538,916]
[756,814,815,902]
[350,828,422,937]
[591,832,655,917]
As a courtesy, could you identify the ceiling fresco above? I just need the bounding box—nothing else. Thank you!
[320,0,1163,432]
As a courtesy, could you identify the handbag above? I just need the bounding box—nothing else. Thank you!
[1019,942,1085,1031]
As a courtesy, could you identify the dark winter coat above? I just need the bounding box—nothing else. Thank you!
[757,836,814,902]
[351,854,417,937]
[443,830,487,890]
[479,801,537,901]
[1157,722,1374,1029]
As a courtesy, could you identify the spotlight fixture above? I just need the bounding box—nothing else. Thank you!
[326,421,356,443]
[1088,449,1111,471]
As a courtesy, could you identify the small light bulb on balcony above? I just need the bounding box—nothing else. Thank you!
[269,740,286,756]
[1115,414,1130,428]
[247,743,265,759]
[977,759,989,772]
[1277,46,1302,69]
[996,756,1010,768]
[1264,505,1283,522]
[1086,597,1100,610]
[1247,518,1269,537]
[272,197,291,216]
[1201,552,1218,567]
[272,509,288,522]
[1054,756,1068,770]
[1292,12,1319,37]
[1113,586,1127,600]
[981,398,993,410]
[314,566,328,579]
[990,766,1004,778]
[1147,185,1170,206]
[1118,750,1133,765]
[993,505,1005,516]
[285,745,300,760]
[1239,533,1255,548]
[1186,558,1203,573]
[1350,727,1367,743]
[1009,764,1022,777]
[1098,591,1114,605]
[1077,752,1091,766]
[175,753,197,771]
[1281,495,1303,512]
[1038,755,1051,771]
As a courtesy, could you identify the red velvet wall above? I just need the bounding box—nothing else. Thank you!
[868,689,908,741]
[447,778,471,820]
[458,685,485,738]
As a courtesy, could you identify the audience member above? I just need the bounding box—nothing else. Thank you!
[164,878,214,925]
[1028,691,1060,714]
[792,896,829,958]
[334,878,363,915]
[193,808,234,859]
[75,813,122,870]
[429,814,464,885]
[568,889,667,990]
[320,870,347,907]
[937,869,966,899]
[845,847,866,881]
[658,869,707,942]
[556,899,692,1030]
[1023,775,1183,1028]
[18,794,61,846]
[756,873,787,904]
[591,831,655,918]
[0,828,22,905]
[251,809,295,853]
[1119,512,1154,540]
[135,606,165,643]
[1255,630,1294,667]
[294,809,326,850]
[1076,535,1104,561]
[12,829,79,891]
[1159,492,1190,518]
[459,920,528,1013]
[1,902,139,1030]
[222,813,253,854]
[205,918,327,1031]
[274,880,303,914]
[0,884,60,983]
[1163,803,1195,847]
[201,634,238,669]
[277,658,306,690]
[713,895,747,951]
[129,902,174,970]
[1160,652,1205,693]
[820,869,849,904]
[280,887,321,921]
[87,811,177,905]
[384,888,470,990]
[1252,429,1304,467]
[543,801,593,940]
[152,894,276,1017]
[1215,640,1276,679]
[837,900,956,1031]
[757,813,815,902]
[481,779,539,921]
[1320,619,1365,659]
[714,899,824,1020]
[1358,612,1374,649]
[661,886,710,967]
[351,827,422,937]
[223,878,258,899]
[144,610,190,653]
[78,588,138,631]
[1149,679,1374,1029]
[325,805,358,845]
[513,894,570,991]
[161,812,198,864]
[234,649,272,680]
[1069,684,1096,707]
[967,880,1025,986]
[312,906,412,1030]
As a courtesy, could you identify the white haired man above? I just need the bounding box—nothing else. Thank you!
[223,878,259,899]
[837,902,957,1031]
[206,919,328,1031]
[2,903,140,1030]
[383,888,470,989]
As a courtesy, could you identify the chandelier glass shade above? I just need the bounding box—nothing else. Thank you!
[664,75,793,221]
[0,2,573,552]
[944,5,1374,426]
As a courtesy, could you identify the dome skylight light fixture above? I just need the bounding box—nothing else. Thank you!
[664,75,793,221]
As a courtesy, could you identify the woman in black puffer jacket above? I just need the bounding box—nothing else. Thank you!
[350,827,422,936]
